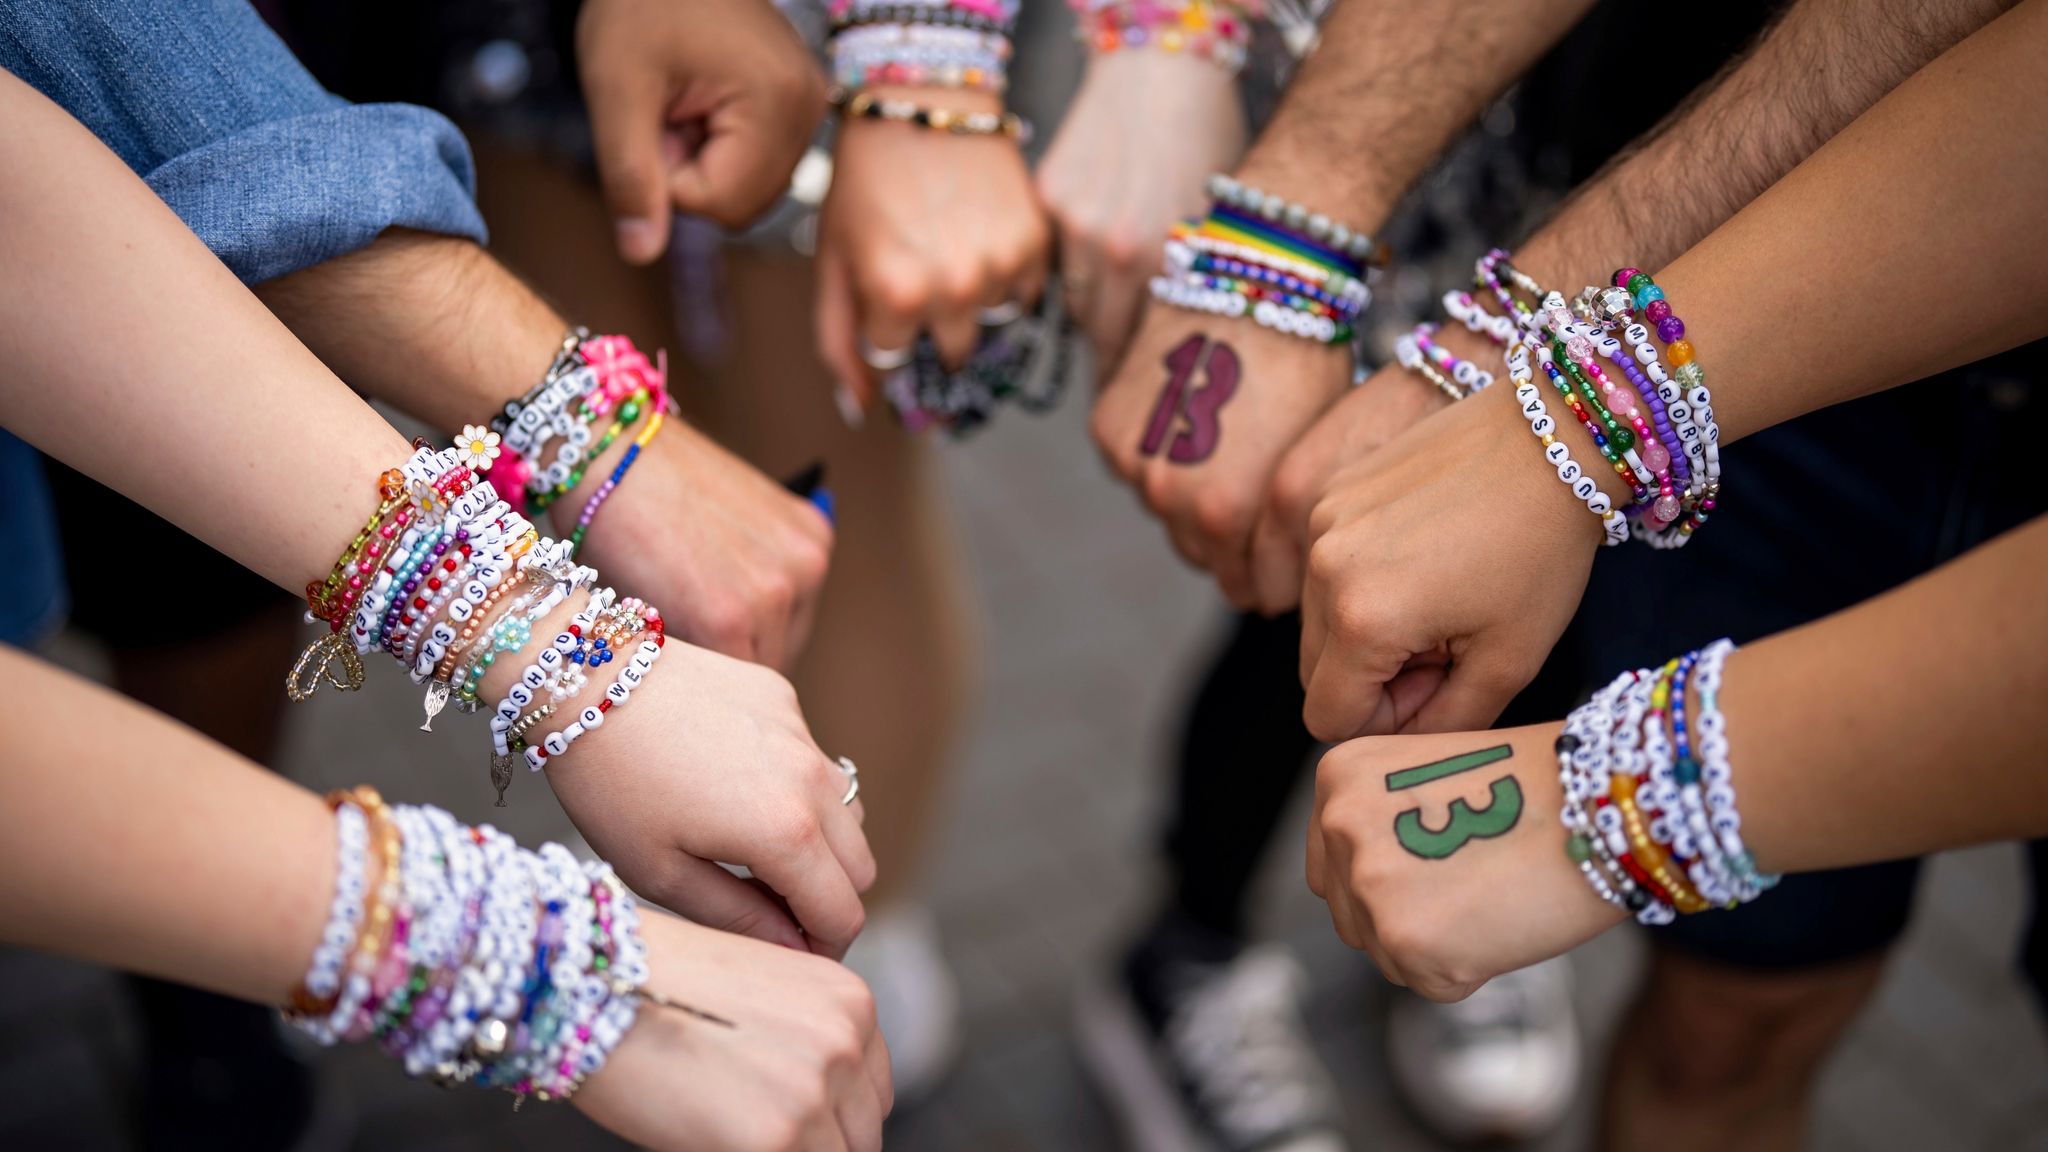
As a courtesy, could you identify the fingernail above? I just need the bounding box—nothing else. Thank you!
[615,217,660,264]
[833,382,866,429]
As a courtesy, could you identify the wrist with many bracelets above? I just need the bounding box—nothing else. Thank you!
[288,332,672,808]
[829,0,1017,95]
[286,788,693,1105]
[1409,249,1724,548]
[1069,0,1262,75]
[1149,172,1389,351]
[1556,639,1779,924]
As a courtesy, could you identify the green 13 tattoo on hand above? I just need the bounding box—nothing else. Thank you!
[1384,744,1522,860]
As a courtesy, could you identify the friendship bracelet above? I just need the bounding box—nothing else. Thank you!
[1507,339,1629,546]
[829,87,1029,140]
[1205,174,1389,268]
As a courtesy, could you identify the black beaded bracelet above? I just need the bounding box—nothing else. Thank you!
[830,88,1028,141]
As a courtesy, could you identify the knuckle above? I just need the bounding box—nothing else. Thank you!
[862,264,929,318]
[766,806,823,857]
[1100,232,1142,273]
[1190,485,1249,541]
[1139,464,1180,515]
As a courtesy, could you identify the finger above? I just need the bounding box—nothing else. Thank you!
[1059,227,1101,329]
[803,1112,853,1152]
[649,854,807,951]
[833,1054,885,1152]
[854,258,925,382]
[1305,813,1328,898]
[815,244,876,416]
[1089,265,1147,378]
[583,63,676,265]
[751,819,868,960]
[815,757,879,893]
[1402,651,1521,735]
[926,265,982,370]
[865,1023,896,1116]
[1302,633,1411,743]
[669,108,798,229]
[1248,507,1307,616]
[1203,511,1260,612]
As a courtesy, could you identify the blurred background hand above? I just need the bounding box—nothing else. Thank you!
[1036,49,1246,377]
[578,0,826,261]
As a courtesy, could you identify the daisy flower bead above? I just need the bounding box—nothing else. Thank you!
[457,425,502,472]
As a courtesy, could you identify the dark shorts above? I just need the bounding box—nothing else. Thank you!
[1502,345,2045,972]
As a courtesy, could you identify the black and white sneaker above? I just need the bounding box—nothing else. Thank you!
[1076,921,1348,1152]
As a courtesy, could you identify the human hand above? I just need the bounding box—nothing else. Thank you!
[578,913,893,1151]
[544,641,875,959]
[1249,363,1450,615]
[1091,308,1351,608]
[1036,50,1245,375]
[1306,724,1626,1003]
[815,87,1051,415]
[562,420,832,673]
[578,0,826,262]
[1298,379,1611,741]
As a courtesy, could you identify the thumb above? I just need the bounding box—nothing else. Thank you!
[668,111,795,230]
[585,66,676,265]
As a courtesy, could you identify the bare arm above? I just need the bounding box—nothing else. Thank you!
[1266,0,2018,611]
[1234,0,1600,227]
[1297,0,2048,744]
[1306,510,2048,1001]
[0,71,873,958]
[1518,0,2017,285]
[0,70,410,592]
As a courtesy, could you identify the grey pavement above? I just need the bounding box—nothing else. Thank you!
[4,390,2046,1151]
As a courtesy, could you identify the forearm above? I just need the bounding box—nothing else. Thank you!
[1723,515,2048,874]
[252,229,568,434]
[0,73,411,592]
[1233,0,1597,228]
[1655,0,2048,443]
[0,645,332,1005]
[1515,0,2014,289]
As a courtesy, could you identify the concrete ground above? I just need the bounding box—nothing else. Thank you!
[4,392,2046,1151]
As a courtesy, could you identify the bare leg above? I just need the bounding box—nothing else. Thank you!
[1600,945,1889,1152]
[469,141,974,906]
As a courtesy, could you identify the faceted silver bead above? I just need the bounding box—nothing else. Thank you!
[1307,213,1331,239]
[1282,203,1309,230]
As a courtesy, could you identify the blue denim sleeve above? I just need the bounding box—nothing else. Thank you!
[0,0,487,284]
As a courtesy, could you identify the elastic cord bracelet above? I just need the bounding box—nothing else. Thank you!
[830,87,1029,140]
[1507,340,1628,546]
[569,398,666,558]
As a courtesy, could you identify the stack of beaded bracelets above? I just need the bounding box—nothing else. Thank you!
[288,787,663,1105]
[1069,0,1261,74]
[829,0,1017,94]
[480,332,667,548]
[1555,639,1778,924]
[1149,174,1387,348]
[1469,249,1722,547]
[288,431,666,806]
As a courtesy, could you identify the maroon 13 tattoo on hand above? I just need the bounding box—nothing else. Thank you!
[1139,334,1240,464]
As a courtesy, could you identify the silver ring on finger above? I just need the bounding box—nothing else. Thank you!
[858,338,913,372]
[836,756,860,806]
[977,300,1024,327]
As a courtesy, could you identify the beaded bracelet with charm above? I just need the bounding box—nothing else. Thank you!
[491,589,614,781]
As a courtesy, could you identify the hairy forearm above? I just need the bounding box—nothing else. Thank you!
[1516,0,2014,288]
[1234,0,1597,228]
[253,229,568,433]
[1724,514,2048,875]
[0,646,333,1005]
[1658,0,2048,443]
[0,73,411,592]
